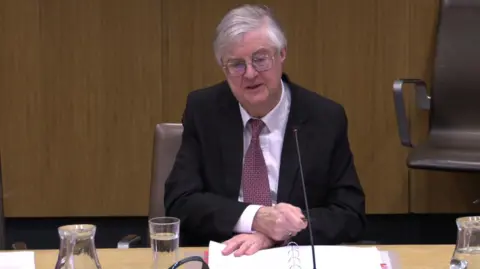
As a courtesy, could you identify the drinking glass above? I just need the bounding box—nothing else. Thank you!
[149,217,180,269]
[450,216,480,269]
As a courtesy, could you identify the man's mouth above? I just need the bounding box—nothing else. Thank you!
[246,84,262,90]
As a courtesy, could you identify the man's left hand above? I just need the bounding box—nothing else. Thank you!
[221,233,275,257]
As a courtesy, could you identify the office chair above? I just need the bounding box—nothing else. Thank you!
[0,154,27,250]
[118,123,183,248]
[393,0,480,172]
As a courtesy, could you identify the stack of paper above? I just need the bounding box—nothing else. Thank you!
[0,251,35,269]
[208,241,383,269]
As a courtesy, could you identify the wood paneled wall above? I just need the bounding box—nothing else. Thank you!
[0,0,164,216]
[1,0,474,217]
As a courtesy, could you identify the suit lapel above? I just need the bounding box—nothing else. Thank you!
[277,75,309,203]
[218,85,244,199]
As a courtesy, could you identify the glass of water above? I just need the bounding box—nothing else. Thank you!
[149,217,180,269]
[450,216,480,269]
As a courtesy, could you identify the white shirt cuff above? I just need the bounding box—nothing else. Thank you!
[233,205,262,233]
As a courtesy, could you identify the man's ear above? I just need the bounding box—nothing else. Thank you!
[280,47,287,62]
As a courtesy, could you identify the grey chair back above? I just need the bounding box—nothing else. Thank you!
[148,123,183,219]
[117,123,183,249]
[0,155,6,250]
[394,0,480,171]
[429,0,480,136]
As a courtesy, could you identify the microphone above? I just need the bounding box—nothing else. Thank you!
[293,128,317,269]
[167,256,209,269]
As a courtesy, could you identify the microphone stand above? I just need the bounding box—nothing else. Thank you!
[293,128,317,269]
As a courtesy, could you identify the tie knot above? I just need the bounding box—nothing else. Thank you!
[249,119,265,138]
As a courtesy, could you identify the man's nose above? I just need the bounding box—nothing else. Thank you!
[243,63,258,79]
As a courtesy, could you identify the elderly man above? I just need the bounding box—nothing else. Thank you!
[164,4,366,257]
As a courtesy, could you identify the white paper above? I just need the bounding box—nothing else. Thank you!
[381,250,401,269]
[0,251,35,269]
[208,241,383,269]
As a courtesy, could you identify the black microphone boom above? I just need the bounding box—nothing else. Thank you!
[293,128,317,269]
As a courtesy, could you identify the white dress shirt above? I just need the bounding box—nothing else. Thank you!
[233,81,292,233]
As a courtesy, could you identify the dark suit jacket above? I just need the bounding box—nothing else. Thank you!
[164,74,366,247]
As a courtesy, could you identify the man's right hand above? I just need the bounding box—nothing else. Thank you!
[251,203,308,241]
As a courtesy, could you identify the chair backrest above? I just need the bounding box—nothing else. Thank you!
[0,155,6,250]
[148,123,183,219]
[430,0,480,140]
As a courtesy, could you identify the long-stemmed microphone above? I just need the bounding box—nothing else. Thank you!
[293,128,317,269]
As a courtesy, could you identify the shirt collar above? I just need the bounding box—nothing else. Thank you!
[239,80,288,133]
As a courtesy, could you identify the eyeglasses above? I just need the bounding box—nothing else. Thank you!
[223,53,275,77]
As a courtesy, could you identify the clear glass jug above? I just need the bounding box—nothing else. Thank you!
[54,224,102,269]
[450,216,480,269]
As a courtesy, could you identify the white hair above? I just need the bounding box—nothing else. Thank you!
[213,4,287,65]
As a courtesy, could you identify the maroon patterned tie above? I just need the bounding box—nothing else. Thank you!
[242,119,272,206]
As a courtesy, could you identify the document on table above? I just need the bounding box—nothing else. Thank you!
[0,251,35,269]
[208,241,384,269]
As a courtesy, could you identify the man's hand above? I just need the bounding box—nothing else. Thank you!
[252,203,307,241]
[221,233,275,257]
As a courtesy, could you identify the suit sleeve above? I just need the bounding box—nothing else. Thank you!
[293,106,366,245]
[164,92,249,242]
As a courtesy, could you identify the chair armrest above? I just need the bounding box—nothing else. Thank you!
[393,79,431,147]
[12,242,27,250]
[117,234,141,249]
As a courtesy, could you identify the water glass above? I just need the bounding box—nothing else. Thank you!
[149,217,180,269]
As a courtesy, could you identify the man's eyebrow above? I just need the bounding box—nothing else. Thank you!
[225,57,244,63]
[253,47,270,54]
[224,48,271,62]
